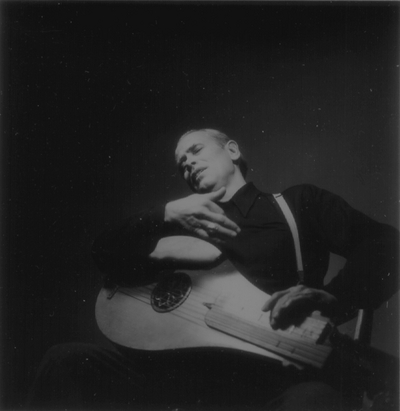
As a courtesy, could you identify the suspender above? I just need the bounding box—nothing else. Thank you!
[273,193,304,284]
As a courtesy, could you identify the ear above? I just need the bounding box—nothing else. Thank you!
[225,140,241,161]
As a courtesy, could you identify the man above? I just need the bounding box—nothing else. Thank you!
[165,129,337,326]
[27,129,398,410]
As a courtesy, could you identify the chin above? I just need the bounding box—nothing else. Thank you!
[194,178,219,193]
[195,183,213,194]
[196,187,210,194]
[190,183,206,193]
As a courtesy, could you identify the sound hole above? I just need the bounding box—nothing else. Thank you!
[151,272,192,313]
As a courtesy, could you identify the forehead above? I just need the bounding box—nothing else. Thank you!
[175,131,217,161]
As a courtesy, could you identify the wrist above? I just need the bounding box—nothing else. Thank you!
[164,202,173,224]
[317,290,339,318]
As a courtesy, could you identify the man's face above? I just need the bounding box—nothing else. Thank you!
[175,131,236,193]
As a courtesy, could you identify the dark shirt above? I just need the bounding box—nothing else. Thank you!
[92,183,399,317]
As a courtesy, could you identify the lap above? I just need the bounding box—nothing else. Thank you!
[27,342,354,410]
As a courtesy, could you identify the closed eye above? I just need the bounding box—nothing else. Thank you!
[176,144,203,175]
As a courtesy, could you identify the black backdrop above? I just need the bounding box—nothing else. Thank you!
[2,2,399,408]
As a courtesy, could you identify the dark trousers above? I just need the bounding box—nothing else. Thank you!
[26,342,355,410]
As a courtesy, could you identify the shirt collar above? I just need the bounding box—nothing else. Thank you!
[228,182,261,217]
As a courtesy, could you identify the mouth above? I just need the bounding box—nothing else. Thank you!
[191,168,206,185]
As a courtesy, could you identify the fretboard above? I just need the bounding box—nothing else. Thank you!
[205,306,332,368]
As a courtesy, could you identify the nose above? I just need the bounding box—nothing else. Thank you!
[188,155,197,165]
[178,156,192,177]
[183,154,197,170]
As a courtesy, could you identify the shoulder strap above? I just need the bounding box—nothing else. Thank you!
[273,193,304,284]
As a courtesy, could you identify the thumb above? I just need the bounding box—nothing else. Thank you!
[261,298,274,312]
[261,290,285,312]
[205,187,226,201]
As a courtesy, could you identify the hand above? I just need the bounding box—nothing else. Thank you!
[262,285,338,330]
[164,187,240,243]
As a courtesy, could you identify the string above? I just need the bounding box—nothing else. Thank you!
[114,282,331,367]
[206,307,331,368]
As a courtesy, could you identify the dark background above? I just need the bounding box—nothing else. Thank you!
[1,1,399,408]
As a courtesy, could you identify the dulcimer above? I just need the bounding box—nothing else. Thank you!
[96,260,333,369]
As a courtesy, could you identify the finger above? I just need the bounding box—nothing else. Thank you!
[206,201,225,215]
[199,210,240,233]
[192,226,225,246]
[208,236,224,246]
[270,293,296,330]
[261,290,288,312]
[262,285,303,312]
[192,227,209,239]
[183,217,209,236]
[270,293,317,329]
[200,219,238,238]
[184,215,236,240]
[205,187,226,202]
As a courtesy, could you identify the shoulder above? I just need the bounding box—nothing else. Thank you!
[281,184,323,203]
[256,183,339,207]
[279,184,347,215]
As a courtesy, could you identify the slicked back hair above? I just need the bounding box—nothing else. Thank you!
[179,128,248,178]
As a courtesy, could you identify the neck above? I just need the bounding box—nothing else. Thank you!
[220,173,247,202]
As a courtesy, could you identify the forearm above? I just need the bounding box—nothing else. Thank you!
[323,228,399,317]
[92,204,178,280]
[91,188,239,282]
[296,185,399,317]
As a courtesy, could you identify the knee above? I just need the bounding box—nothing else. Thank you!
[42,342,101,368]
[27,343,103,408]
[282,381,349,411]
